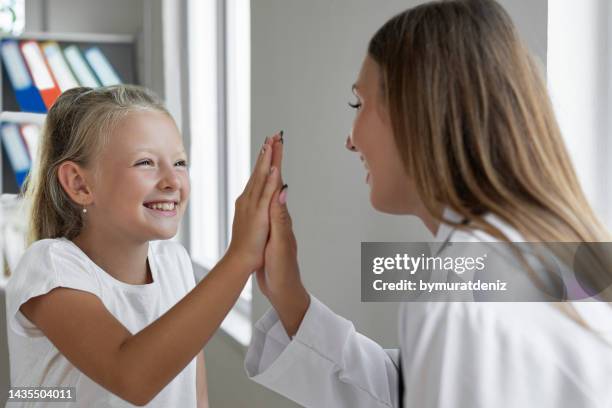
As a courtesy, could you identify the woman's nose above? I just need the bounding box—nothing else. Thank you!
[345,134,357,152]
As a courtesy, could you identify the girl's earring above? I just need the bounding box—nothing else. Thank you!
[82,207,88,214]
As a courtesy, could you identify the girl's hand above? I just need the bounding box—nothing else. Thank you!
[226,133,281,273]
[256,141,310,337]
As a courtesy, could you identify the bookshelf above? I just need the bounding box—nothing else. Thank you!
[0,32,139,280]
[1,32,138,195]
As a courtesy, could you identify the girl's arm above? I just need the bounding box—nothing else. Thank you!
[196,350,209,408]
[20,137,283,406]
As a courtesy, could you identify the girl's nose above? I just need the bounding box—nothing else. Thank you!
[345,134,357,152]
[159,168,181,191]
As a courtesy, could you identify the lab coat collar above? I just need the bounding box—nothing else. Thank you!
[430,207,467,256]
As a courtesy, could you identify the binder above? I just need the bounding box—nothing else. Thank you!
[84,47,122,86]
[0,123,31,187]
[0,40,47,113]
[63,45,100,88]
[41,41,79,92]
[20,40,62,110]
[20,123,40,163]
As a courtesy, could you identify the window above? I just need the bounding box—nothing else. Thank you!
[187,0,252,345]
[0,0,24,35]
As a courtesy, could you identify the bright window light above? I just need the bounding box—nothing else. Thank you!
[188,0,220,269]
[188,0,252,345]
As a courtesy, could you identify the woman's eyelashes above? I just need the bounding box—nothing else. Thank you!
[348,100,362,110]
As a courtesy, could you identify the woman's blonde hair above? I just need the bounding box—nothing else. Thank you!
[368,0,612,300]
[24,85,170,244]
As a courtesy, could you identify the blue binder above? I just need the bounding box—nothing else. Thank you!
[1,39,47,113]
[1,123,31,187]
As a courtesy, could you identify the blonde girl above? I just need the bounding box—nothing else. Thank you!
[6,85,283,407]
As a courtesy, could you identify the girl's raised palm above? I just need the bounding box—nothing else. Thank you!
[226,134,282,273]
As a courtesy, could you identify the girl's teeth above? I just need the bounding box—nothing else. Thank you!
[149,202,176,211]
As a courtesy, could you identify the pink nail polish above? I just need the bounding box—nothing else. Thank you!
[279,184,288,204]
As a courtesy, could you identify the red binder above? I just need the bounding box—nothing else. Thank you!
[20,40,62,110]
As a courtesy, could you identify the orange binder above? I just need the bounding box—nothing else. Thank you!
[20,40,62,109]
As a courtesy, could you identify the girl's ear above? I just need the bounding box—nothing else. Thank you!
[57,161,94,206]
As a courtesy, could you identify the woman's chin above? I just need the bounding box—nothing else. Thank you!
[370,193,396,214]
[370,190,417,215]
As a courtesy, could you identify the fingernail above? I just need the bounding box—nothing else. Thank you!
[279,184,288,204]
[269,166,276,175]
[261,145,267,155]
[280,130,284,144]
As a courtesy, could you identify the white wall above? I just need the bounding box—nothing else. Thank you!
[547,0,611,229]
[206,1,548,406]
[32,0,144,34]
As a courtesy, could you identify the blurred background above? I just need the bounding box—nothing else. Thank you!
[0,0,610,406]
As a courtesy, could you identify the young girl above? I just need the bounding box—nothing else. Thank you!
[5,85,283,407]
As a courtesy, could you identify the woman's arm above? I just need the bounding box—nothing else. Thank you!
[196,350,209,408]
[20,136,283,406]
[245,294,401,408]
[251,153,399,407]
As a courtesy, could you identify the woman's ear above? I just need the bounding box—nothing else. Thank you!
[57,161,93,206]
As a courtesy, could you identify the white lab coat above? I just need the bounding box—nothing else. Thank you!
[244,208,612,407]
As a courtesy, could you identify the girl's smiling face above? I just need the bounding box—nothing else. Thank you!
[87,110,190,242]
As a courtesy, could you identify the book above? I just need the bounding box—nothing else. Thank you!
[20,40,62,109]
[20,123,40,163]
[41,41,80,92]
[84,46,122,86]
[0,123,31,187]
[63,45,101,88]
[0,39,47,113]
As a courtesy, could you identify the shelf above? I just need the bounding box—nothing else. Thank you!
[0,112,46,126]
[3,31,135,44]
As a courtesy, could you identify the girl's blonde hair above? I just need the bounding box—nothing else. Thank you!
[368,0,612,300]
[24,85,169,244]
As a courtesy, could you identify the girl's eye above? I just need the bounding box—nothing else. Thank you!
[348,101,362,110]
[175,160,188,167]
[136,159,153,166]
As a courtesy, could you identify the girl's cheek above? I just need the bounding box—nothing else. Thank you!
[181,175,191,199]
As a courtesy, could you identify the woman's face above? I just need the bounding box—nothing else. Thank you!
[346,56,421,214]
[86,110,190,242]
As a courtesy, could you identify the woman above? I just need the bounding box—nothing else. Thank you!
[245,0,612,407]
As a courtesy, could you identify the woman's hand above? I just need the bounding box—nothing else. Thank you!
[225,133,282,274]
[256,139,310,337]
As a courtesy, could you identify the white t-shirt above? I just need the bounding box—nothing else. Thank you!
[5,238,198,408]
